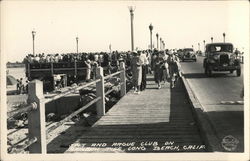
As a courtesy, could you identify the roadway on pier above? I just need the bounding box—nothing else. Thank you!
[180,56,244,152]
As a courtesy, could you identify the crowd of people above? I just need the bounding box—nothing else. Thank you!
[23,49,181,92]
[130,49,181,94]
[23,51,130,65]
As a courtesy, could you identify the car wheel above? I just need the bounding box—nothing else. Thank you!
[208,69,212,77]
[230,70,233,74]
[194,59,197,62]
[205,66,212,77]
[204,68,207,75]
[236,68,241,77]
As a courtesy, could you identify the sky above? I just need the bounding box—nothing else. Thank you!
[1,0,249,62]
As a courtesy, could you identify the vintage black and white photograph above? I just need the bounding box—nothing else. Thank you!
[1,0,249,160]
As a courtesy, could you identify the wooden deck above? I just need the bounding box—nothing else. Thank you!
[66,75,206,153]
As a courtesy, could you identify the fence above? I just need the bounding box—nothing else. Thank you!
[7,62,127,153]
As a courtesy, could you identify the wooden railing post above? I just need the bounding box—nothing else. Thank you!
[96,67,105,117]
[120,62,126,97]
[27,80,46,153]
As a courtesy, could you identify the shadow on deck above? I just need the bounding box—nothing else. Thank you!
[47,75,207,153]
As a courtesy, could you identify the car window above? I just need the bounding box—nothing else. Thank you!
[209,45,232,52]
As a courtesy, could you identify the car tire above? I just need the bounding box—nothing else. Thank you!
[230,70,234,74]
[208,69,212,77]
[205,66,212,77]
[236,68,241,77]
[194,59,197,62]
[205,66,208,75]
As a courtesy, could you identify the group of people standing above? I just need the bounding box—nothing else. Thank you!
[131,49,181,94]
[16,78,29,94]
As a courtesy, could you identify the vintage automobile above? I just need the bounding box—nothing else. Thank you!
[180,48,197,62]
[203,43,241,77]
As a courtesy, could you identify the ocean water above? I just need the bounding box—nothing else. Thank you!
[7,67,27,81]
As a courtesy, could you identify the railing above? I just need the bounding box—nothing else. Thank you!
[8,62,127,153]
[27,60,112,79]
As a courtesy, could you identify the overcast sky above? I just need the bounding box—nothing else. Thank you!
[1,0,249,62]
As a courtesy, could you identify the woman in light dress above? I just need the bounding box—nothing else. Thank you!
[131,51,143,94]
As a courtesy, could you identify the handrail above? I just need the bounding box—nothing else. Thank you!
[7,102,37,119]
[104,71,121,80]
[8,137,37,153]
[47,96,101,133]
[105,86,118,96]
[8,128,23,136]
[44,79,100,104]
[9,62,127,153]
[29,67,88,71]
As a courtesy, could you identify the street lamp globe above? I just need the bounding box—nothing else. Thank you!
[32,30,36,37]
[149,23,153,31]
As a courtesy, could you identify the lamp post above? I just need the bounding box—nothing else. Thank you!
[149,24,153,50]
[160,38,162,50]
[156,33,159,50]
[32,30,36,55]
[203,40,206,52]
[223,32,226,43]
[192,45,194,49]
[129,6,135,51]
[198,43,200,51]
[76,37,79,54]
[109,44,112,53]
[211,37,213,43]
[162,41,165,50]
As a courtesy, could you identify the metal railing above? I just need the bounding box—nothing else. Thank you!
[7,62,127,153]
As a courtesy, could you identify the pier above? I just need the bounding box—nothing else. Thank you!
[65,75,206,153]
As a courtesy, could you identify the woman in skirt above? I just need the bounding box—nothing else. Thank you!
[153,51,164,89]
[131,51,143,94]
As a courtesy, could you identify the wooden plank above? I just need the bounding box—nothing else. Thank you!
[66,74,205,152]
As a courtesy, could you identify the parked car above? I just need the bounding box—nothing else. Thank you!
[180,48,197,62]
[203,43,241,77]
[177,49,183,59]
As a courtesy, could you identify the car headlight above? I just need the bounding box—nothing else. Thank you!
[213,55,220,60]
